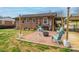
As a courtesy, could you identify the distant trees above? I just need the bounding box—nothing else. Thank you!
[0,16,12,19]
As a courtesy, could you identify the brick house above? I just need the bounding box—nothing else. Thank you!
[0,17,15,28]
[15,13,59,31]
[15,13,79,31]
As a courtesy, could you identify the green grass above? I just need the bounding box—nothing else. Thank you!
[34,44,49,51]
[0,29,72,52]
[10,47,21,52]
[59,48,72,52]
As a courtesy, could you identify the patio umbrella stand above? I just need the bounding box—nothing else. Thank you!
[63,7,71,48]
[43,31,49,36]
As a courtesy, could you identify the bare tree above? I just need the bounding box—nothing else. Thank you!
[56,10,65,28]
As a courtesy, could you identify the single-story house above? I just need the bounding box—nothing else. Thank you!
[15,12,79,32]
[69,15,79,31]
[0,17,15,28]
[15,13,61,31]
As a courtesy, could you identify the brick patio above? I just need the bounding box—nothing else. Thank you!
[18,31,79,50]
[19,31,64,48]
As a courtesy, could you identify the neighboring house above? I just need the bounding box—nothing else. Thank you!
[0,17,15,28]
[15,13,59,31]
[69,15,79,31]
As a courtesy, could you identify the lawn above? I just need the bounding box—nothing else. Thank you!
[0,29,72,52]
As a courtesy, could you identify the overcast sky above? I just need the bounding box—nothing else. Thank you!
[0,7,78,18]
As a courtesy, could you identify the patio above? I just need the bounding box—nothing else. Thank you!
[18,31,79,50]
[19,31,64,48]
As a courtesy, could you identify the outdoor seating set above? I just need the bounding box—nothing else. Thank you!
[52,27,65,44]
[37,25,49,36]
[37,25,65,44]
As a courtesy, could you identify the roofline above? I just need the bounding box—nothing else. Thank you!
[15,12,57,18]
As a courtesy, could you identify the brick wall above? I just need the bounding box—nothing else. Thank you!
[16,16,54,30]
[24,18,37,29]
[0,20,2,25]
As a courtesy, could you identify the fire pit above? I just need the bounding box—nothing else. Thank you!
[43,31,49,36]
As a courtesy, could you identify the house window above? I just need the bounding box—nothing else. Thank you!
[43,17,48,24]
[26,18,29,22]
[32,18,36,23]
[5,21,12,25]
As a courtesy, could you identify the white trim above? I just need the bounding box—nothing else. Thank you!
[32,18,36,23]
[26,18,29,23]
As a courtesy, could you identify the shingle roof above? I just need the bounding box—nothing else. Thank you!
[70,16,79,21]
[22,13,57,17]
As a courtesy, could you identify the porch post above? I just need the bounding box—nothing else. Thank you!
[22,16,24,30]
[52,16,54,31]
[76,21,78,31]
[19,15,21,34]
[61,17,64,28]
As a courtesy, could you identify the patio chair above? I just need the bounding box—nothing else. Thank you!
[37,25,44,32]
[52,27,65,44]
[57,27,64,34]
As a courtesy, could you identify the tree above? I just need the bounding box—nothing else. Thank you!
[56,10,65,28]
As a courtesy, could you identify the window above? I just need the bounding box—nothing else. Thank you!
[44,20,47,23]
[26,18,29,22]
[5,21,12,25]
[32,18,36,23]
[43,17,48,24]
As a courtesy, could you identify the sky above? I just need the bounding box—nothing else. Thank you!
[0,7,77,18]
